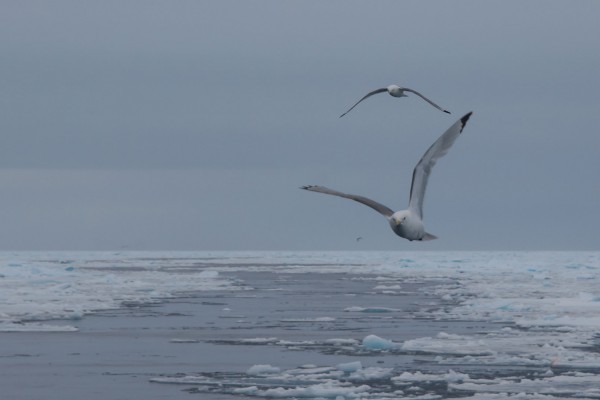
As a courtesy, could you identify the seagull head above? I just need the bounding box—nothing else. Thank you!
[391,211,409,226]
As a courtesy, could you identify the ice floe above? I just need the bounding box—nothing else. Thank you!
[4,250,600,397]
[0,251,240,331]
[362,334,398,350]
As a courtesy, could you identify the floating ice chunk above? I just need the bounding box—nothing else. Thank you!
[262,383,371,398]
[345,306,366,312]
[336,361,362,372]
[362,334,397,350]
[325,338,360,346]
[287,366,336,376]
[449,373,600,395]
[402,334,494,356]
[247,364,281,375]
[374,284,403,290]
[445,369,469,383]
[0,322,78,332]
[517,315,600,328]
[232,386,259,395]
[393,371,445,383]
[350,367,393,381]
[277,339,317,347]
[280,317,335,322]
[436,332,463,340]
[345,306,398,313]
[393,369,468,384]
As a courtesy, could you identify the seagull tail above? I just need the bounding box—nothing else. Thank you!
[421,233,438,241]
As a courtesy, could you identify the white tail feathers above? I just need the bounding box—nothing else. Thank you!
[422,233,438,241]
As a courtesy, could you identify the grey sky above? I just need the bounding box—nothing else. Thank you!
[1,1,599,250]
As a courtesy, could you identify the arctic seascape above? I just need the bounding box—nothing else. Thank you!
[2,251,600,399]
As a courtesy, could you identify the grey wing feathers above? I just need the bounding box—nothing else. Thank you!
[402,88,451,114]
[339,88,388,118]
[408,112,472,219]
[301,185,394,217]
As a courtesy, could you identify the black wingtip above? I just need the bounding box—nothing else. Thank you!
[443,110,451,114]
[460,111,473,127]
[300,185,311,190]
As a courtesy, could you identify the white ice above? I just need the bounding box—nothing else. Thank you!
[247,364,281,375]
[4,250,600,397]
[0,251,239,331]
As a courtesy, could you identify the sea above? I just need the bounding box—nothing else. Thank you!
[1,251,599,399]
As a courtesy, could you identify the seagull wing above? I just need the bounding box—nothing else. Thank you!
[408,112,472,219]
[402,88,451,114]
[339,88,388,118]
[301,185,394,217]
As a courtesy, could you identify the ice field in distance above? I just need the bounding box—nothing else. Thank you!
[2,251,600,398]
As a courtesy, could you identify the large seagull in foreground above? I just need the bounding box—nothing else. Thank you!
[301,112,472,241]
[340,84,451,118]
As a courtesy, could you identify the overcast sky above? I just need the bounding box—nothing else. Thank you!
[1,1,599,251]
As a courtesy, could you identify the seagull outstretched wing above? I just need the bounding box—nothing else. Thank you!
[339,88,387,118]
[402,88,450,114]
[408,112,472,219]
[301,185,394,217]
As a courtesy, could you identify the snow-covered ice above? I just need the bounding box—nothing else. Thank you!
[247,364,281,375]
[2,251,600,399]
[0,251,239,331]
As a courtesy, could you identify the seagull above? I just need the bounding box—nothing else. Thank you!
[301,112,472,241]
[340,84,450,118]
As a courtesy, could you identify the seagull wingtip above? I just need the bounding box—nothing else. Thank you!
[460,111,473,126]
[443,110,451,114]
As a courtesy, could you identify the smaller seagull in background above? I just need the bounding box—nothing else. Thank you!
[340,84,450,118]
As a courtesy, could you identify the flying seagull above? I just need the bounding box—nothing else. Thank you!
[340,84,450,118]
[301,112,472,241]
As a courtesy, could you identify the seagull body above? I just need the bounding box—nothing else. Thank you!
[301,112,472,242]
[340,84,450,118]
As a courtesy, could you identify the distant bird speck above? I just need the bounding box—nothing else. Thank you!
[340,84,451,117]
[302,112,472,242]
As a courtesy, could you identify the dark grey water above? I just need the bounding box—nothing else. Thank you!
[0,269,505,399]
